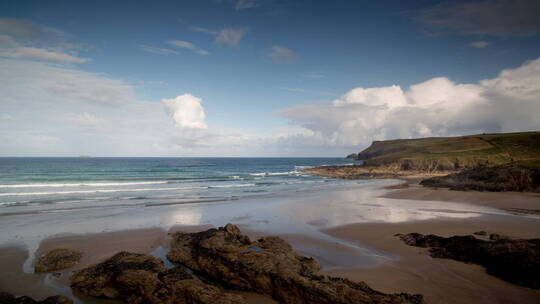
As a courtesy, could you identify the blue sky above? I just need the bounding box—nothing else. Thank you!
[1,0,539,156]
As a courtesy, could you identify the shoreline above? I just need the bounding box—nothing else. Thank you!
[1,179,539,303]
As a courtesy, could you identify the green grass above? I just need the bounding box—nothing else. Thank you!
[356,131,540,170]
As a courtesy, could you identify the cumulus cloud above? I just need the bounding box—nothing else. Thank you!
[470,40,490,48]
[192,27,247,47]
[162,94,208,129]
[270,46,296,63]
[415,0,540,37]
[167,40,209,55]
[279,57,540,148]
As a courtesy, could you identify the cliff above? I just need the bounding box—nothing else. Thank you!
[352,131,540,172]
[305,132,540,189]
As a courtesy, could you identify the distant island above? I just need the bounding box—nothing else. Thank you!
[306,131,540,192]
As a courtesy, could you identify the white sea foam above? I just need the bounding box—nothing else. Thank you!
[0,181,169,189]
[0,183,262,197]
[0,186,206,197]
[249,171,304,176]
[207,183,257,189]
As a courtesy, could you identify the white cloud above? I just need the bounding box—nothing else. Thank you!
[279,57,540,148]
[270,46,296,63]
[0,113,13,121]
[235,0,262,10]
[167,40,209,55]
[162,94,208,129]
[65,112,103,127]
[140,45,178,55]
[334,85,407,108]
[470,40,490,48]
[192,27,247,47]
[416,0,540,37]
[0,35,88,63]
[216,29,247,47]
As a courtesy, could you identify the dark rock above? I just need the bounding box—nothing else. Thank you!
[168,224,424,304]
[489,233,509,241]
[70,251,245,304]
[34,248,82,273]
[0,292,72,304]
[420,162,540,192]
[473,231,487,236]
[397,233,540,289]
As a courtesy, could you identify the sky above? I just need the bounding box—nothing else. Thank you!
[0,0,539,157]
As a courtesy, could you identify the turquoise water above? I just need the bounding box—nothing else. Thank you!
[0,157,357,214]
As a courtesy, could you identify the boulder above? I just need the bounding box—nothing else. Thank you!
[34,248,81,273]
[70,251,245,304]
[168,224,423,304]
[397,233,540,289]
[0,292,72,304]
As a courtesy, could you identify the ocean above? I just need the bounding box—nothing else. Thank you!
[0,157,357,215]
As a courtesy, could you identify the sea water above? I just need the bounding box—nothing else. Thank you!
[0,157,357,215]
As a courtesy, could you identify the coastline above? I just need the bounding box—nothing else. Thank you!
[1,179,539,303]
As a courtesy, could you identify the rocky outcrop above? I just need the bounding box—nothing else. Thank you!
[346,153,358,159]
[0,292,72,304]
[71,251,245,304]
[167,224,423,304]
[303,165,440,179]
[34,248,82,272]
[420,162,540,192]
[397,233,540,289]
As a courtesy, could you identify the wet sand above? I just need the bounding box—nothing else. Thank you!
[323,183,540,304]
[1,180,539,303]
[384,180,540,213]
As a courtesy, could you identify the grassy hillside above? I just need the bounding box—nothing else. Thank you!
[355,132,540,171]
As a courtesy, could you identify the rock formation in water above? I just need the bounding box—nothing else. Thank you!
[167,224,424,304]
[397,233,540,289]
[34,248,82,272]
[71,251,245,304]
[0,292,72,304]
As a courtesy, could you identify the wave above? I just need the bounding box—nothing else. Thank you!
[294,165,313,170]
[207,183,256,189]
[0,186,206,197]
[249,171,304,177]
[0,181,169,189]
[0,183,264,197]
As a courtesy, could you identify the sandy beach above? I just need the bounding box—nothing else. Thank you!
[1,179,539,303]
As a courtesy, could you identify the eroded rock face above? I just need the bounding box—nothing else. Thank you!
[0,292,72,304]
[167,224,424,304]
[70,251,245,304]
[397,233,540,289]
[34,248,82,273]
